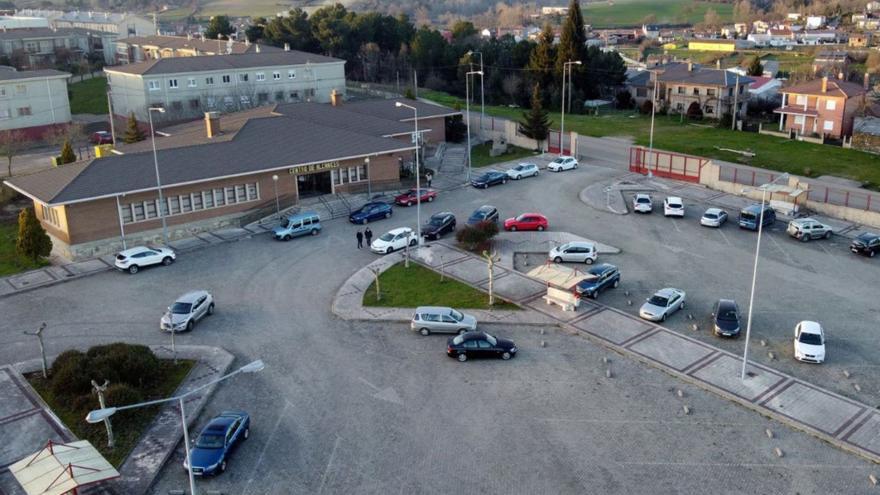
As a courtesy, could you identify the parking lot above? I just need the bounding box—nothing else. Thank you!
[0,159,878,494]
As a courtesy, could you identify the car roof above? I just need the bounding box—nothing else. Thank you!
[704,208,724,215]
[431,211,453,218]
[516,212,544,217]
[287,210,319,220]
[515,162,536,167]
[175,290,209,303]
[654,288,681,298]
[635,193,650,199]
[387,227,411,235]
[415,306,453,313]
[717,298,737,309]
[743,203,771,212]
[666,196,683,203]
[799,320,823,334]
[474,205,496,213]
[856,231,879,240]
[556,155,574,160]
[589,263,616,274]
[205,415,236,430]
[564,241,594,248]
[362,201,386,208]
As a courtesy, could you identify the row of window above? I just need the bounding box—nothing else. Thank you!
[673,86,744,97]
[149,89,317,113]
[331,165,368,186]
[0,85,28,98]
[41,204,61,227]
[119,183,260,224]
[0,107,32,119]
[792,114,835,131]
[148,70,299,91]
[793,94,837,110]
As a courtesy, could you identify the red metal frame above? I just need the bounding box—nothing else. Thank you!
[628,147,707,183]
[548,130,572,155]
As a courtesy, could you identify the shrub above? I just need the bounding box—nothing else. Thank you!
[16,207,52,262]
[48,344,161,402]
[456,221,499,252]
[615,90,633,109]
[49,349,90,399]
[103,383,144,407]
[639,100,653,115]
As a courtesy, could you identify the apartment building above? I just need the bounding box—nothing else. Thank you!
[773,76,867,139]
[115,35,280,64]
[0,27,114,69]
[0,65,71,138]
[628,63,751,119]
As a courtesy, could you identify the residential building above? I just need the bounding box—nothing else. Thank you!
[868,1,880,12]
[627,62,751,119]
[642,24,660,39]
[688,39,753,51]
[752,20,770,34]
[773,76,867,139]
[105,50,346,123]
[849,32,872,47]
[0,27,114,70]
[0,65,71,138]
[799,30,841,45]
[805,16,826,29]
[852,116,880,153]
[812,50,851,77]
[115,34,280,64]
[0,15,49,29]
[541,6,569,16]
[748,76,782,101]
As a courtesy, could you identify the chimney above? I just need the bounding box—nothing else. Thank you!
[330,89,341,106]
[204,111,221,138]
[283,43,290,51]
[255,44,261,53]
[865,72,871,90]
[716,59,721,69]
[821,76,828,93]
[687,62,694,71]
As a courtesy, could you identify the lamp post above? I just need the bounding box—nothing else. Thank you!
[561,60,581,156]
[395,102,423,245]
[148,107,168,245]
[364,157,371,197]
[646,69,658,178]
[740,173,789,380]
[271,174,280,218]
[467,50,484,133]
[86,360,266,495]
[464,70,483,183]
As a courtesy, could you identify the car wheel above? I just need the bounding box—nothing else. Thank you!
[283,235,291,241]
[824,231,831,239]
[385,212,391,219]
[515,175,521,180]
[501,352,511,360]
[458,353,467,362]
[537,225,544,231]
[386,247,393,254]
[162,256,173,266]
[585,258,594,265]
[407,201,412,206]
[219,461,226,473]
[311,229,319,236]
[573,163,578,169]
[502,179,507,184]
[128,265,139,274]
[535,171,539,176]
[591,291,598,299]
[661,313,667,322]
[680,301,685,310]
[458,328,468,335]
[409,238,417,247]
[243,428,249,440]
[612,280,620,288]
[801,234,810,242]
[483,184,489,189]
[427,196,434,202]
[510,226,517,232]
[554,256,562,263]
[362,218,368,225]
[419,328,430,336]
[870,250,876,258]
[207,304,215,315]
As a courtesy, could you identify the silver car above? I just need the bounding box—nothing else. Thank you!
[411,306,477,336]
[639,288,686,322]
[506,162,539,180]
[549,241,597,264]
[160,290,215,332]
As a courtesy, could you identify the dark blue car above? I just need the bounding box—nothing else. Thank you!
[466,205,499,225]
[349,202,393,224]
[575,263,620,299]
[184,410,250,476]
[471,170,508,189]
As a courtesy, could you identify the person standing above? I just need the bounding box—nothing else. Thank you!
[364,227,373,247]
[425,171,433,187]
[356,230,363,249]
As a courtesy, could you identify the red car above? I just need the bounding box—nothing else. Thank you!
[504,213,548,232]
[90,131,113,144]
[394,188,437,206]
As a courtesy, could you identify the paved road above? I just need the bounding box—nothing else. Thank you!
[0,161,878,494]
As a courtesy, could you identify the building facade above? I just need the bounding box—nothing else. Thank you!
[0,27,113,69]
[774,76,867,139]
[0,66,70,138]
[628,63,751,119]
[115,35,280,64]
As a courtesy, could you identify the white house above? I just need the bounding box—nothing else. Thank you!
[0,66,71,139]
[806,16,826,29]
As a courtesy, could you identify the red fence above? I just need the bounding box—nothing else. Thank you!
[548,130,573,155]
[629,147,708,183]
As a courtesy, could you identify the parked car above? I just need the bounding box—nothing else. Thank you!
[547,155,578,172]
[548,241,597,264]
[639,288,686,322]
[663,196,685,217]
[184,410,250,476]
[411,306,477,335]
[349,202,392,224]
[787,218,832,242]
[712,299,741,338]
[114,246,176,274]
[700,208,728,228]
[504,213,548,232]
[370,227,416,254]
[90,131,113,144]
[446,331,517,362]
[467,205,499,226]
[273,211,321,241]
[394,188,437,206]
[422,212,456,240]
[739,204,776,231]
[506,162,539,180]
[632,193,653,213]
[850,232,880,257]
[160,290,214,332]
[793,321,826,364]
[575,263,620,299]
[471,170,508,188]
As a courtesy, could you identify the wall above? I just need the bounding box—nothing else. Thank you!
[418,116,446,144]
[0,75,71,131]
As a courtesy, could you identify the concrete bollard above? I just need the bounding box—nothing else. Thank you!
[765,428,773,439]
[540,328,545,335]
[774,447,784,458]
[541,340,546,347]
[768,351,775,360]
[606,368,612,378]
[854,383,862,392]
[602,357,609,364]
[870,474,878,486]
[627,300,632,306]
[760,339,767,347]
[682,405,690,415]
[844,370,851,378]
[687,314,693,320]
[676,389,684,398]
[691,324,699,331]
[624,290,630,296]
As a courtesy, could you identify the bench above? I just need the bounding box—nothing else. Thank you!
[543,286,580,312]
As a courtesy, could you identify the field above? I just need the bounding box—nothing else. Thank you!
[188,0,346,19]
[0,221,49,277]
[583,0,733,28]
[68,77,109,115]
[470,142,539,168]
[636,47,818,76]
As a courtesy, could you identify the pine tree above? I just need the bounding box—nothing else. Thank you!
[16,207,52,262]
[747,56,763,77]
[519,83,552,151]
[556,0,587,77]
[527,24,556,105]
[122,112,145,144]
[59,139,76,164]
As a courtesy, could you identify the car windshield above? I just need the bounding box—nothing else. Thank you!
[470,212,486,220]
[452,335,464,345]
[552,158,564,164]
[515,165,526,171]
[171,302,192,314]
[798,332,822,345]
[636,197,650,203]
[429,216,446,226]
[450,309,463,321]
[718,308,738,320]
[484,333,497,346]
[741,211,757,221]
[283,219,298,228]
[856,233,876,242]
[648,296,668,306]
[379,233,395,242]
[704,213,718,219]
[195,433,224,449]
[515,214,529,221]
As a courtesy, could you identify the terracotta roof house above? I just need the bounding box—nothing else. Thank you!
[773,76,867,139]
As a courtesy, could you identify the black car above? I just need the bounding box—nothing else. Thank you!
[575,263,620,299]
[422,212,456,240]
[850,232,880,258]
[712,299,741,338]
[471,170,508,189]
[467,205,499,226]
[447,331,517,362]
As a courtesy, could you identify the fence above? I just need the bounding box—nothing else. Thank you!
[628,147,708,183]
[547,130,573,155]
[796,178,879,213]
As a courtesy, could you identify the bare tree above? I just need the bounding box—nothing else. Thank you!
[0,129,27,177]
[482,249,501,306]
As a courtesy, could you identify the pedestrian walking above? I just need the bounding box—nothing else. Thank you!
[364,227,373,247]
[425,171,433,187]
[356,230,363,249]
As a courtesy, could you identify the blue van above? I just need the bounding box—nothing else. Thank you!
[273,211,321,240]
[738,204,776,231]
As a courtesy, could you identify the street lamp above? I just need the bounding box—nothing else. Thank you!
[271,174,280,218]
[86,359,265,495]
[148,107,169,245]
[740,173,790,380]
[561,60,581,156]
[467,50,484,133]
[395,101,423,245]
[464,70,483,183]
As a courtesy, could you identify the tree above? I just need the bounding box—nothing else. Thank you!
[556,0,587,77]
[451,20,477,43]
[59,139,76,164]
[0,129,26,177]
[264,9,318,52]
[206,15,234,40]
[310,4,355,59]
[122,112,145,144]
[245,17,267,42]
[527,24,556,105]
[702,8,721,29]
[16,207,52,262]
[518,83,552,150]
[747,56,764,76]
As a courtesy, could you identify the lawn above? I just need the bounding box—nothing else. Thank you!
[582,0,733,28]
[27,359,195,467]
[69,76,108,115]
[0,221,49,277]
[471,142,539,168]
[363,262,519,309]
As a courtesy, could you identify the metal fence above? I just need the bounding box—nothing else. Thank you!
[629,147,707,183]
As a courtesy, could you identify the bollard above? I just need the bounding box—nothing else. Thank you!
[844,370,851,378]
[854,383,862,392]
[602,357,608,364]
[768,351,775,360]
[541,340,546,347]
[774,447,784,458]
[624,290,630,296]
[540,328,545,335]
[760,339,767,347]
[606,368,612,378]
[691,324,699,331]
[765,428,773,439]
[870,474,878,486]
[687,314,693,320]
[676,389,684,398]
[682,405,690,415]
[627,300,633,306]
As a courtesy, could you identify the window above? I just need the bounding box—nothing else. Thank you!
[168,79,178,88]
[256,72,265,81]
[214,188,225,206]
[739,85,745,94]
[148,80,160,91]
[275,91,285,101]
[189,99,200,109]
[222,74,231,83]
[289,91,300,100]
[187,78,197,88]
[171,100,183,111]
[826,99,837,110]
[636,88,647,97]
[238,73,249,82]
[704,105,714,114]
[205,76,214,85]
[235,185,246,202]
[0,87,6,98]
[180,195,192,212]
[304,88,315,99]
[17,107,32,116]
[240,95,250,105]
[246,183,258,200]
[795,94,807,105]
[15,84,26,96]
[193,194,203,210]
[692,87,700,95]
[794,115,805,125]
[707,88,716,96]
[677,86,685,94]
[207,97,216,108]
[0,109,10,120]
[145,201,157,219]
[132,203,145,221]
[258,92,269,103]
[357,165,366,180]
[288,70,296,79]
[676,102,684,111]
[120,204,133,224]
[223,96,234,107]
[41,204,60,226]
[203,191,214,208]
[823,120,834,131]
[225,186,235,204]
[150,102,164,110]
[273,71,281,80]
[169,196,181,215]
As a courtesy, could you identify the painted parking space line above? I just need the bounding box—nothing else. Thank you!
[767,235,797,266]
[817,242,841,266]
[717,228,732,247]
[243,400,293,495]
[671,219,682,233]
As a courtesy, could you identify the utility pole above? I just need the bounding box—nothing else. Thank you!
[106,90,116,146]
[731,73,740,131]
[91,379,114,448]
[23,322,48,379]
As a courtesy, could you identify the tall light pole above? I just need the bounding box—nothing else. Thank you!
[467,50,484,133]
[464,70,483,183]
[647,69,658,178]
[561,60,581,156]
[148,107,168,245]
[741,173,789,380]
[395,102,423,245]
[271,174,280,218]
[86,360,266,495]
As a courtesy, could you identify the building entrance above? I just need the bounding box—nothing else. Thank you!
[297,171,333,197]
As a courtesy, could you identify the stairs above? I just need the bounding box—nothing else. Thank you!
[439,145,467,173]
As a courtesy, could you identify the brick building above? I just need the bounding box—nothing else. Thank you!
[773,76,867,139]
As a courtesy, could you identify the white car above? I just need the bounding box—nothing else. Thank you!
[160,290,214,332]
[506,162,539,180]
[700,208,728,227]
[632,193,653,213]
[663,196,684,217]
[547,156,578,172]
[114,246,176,274]
[794,321,826,364]
[371,227,416,254]
[639,288,686,322]
[549,241,597,264]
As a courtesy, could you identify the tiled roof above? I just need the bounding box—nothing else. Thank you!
[0,66,70,81]
[0,27,100,40]
[342,98,462,121]
[273,102,415,137]
[116,35,280,55]
[655,63,753,87]
[104,51,343,76]
[781,78,865,98]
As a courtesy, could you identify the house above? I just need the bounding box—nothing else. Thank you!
[541,6,569,16]
[642,24,660,39]
[812,50,852,77]
[787,13,802,21]
[852,116,880,152]
[849,32,872,47]
[0,65,71,139]
[0,27,113,70]
[773,76,867,139]
[752,20,770,34]
[799,30,841,45]
[868,1,880,11]
[115,34,279,64]
[805,16,826,29]
[0,15,49,29]
[767,27,795,46]
[104,49,346,123]
[627,62,752,119]
[748,76,782,101]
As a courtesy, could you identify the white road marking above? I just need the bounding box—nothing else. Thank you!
[767,235,797,265]
[242,400,293,495]
[318,435,342,495]
[717,228,732,246]
[817,242,840,265]
[671,219,682,233]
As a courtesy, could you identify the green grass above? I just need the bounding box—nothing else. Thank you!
[363,262,519,309]
[471,143,539,168]
[68,77,108,115]
[583,0,733,28]
[27,359,195,467]
[0,221,49,277]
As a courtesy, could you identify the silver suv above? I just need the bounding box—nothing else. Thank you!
[160,290,214,332]
[549,241,597,264]
[411,307,477,336]
[787,218,832,242]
